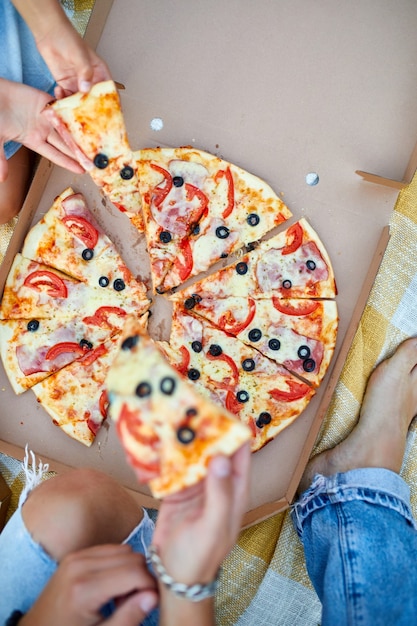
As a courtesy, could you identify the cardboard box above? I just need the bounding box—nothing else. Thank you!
[1,0,416,525]
[0,474,11,532]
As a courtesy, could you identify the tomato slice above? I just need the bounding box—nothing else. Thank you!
[269,380,310,402]
[225,390,243,414]
[23,271,68,298]
[272,298,320,316]
[281,222,304,256]
[62,215,99,249]
[99,390,109,418]
[174,238,193,282]
[150,163,173,208]
[45,341,88,361]
[82,306,126,328]
[174,345,191,376]
[207,352,239,386]
[215,167,235,218]
[218,298,256,335]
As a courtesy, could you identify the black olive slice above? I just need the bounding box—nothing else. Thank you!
[99,276,109,287]
[220,252,228,258]
[177,426,195,444]
[113,278,126,291]
[79,339,93,350]
[159,230,172,243]
[192,223,200,235]
[191,341,203,353]
[187,368,200,381]
[121,335,139,351]
[215,226,230,239]
[172,176,184,187]
[247,213,260,226]
[282,279,292,289]
[184,296,196,310]
[120,165,134,180]
[303,358,316,372]
[27,319,40,332]
[256,411,272,428]
[248,328,262,342]
[136,382,152,397]
[208,344,222,356]
[160,376,176,395]
[306,260,316,271]
[242,358,255,372]
[236,262,248,275]
[82,248,94,261]
[298,345,311,359]
[186,407,198,418]
[268,338,281,351]
[237,390,250,403]
[94,153,109,169]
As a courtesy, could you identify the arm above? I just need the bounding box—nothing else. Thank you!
[11,0,111,96]
[19,544,158,626]
[152,444,251,626]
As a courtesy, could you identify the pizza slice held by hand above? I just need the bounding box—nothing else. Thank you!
[43,81,143,223]
[135,147,292,293]
[106,316,251,498]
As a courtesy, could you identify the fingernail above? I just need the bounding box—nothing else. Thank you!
[138,591,157,613]
[211,456,231,478]
[79,80,91,93]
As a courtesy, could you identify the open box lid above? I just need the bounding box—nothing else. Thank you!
[1,0,417,525]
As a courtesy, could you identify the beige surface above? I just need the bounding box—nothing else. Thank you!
[1,0,417,519]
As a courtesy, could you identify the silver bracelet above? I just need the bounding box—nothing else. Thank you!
[147,544,219,602]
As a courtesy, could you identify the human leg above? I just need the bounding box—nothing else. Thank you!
[292,337,417,626]
[0,146,35,224]
[0,465,153,622]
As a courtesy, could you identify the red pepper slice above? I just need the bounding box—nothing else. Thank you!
[62,215,99,249]
[218,298,256,335]
[150,163,173,208]
[23,270,68,298]
[174,238,193,282]
[225,390,243,414]
[174,345,191,376]
[99,389,109,418]
[215,167,235,218]
[269,380,310,402]
[118,403,160,447]
[45,341,88,361]
[79,343,107,366]
[185,183,209,222]
[207,351,240,386]
[272,298,320,316]
[82,306,126,328]
[281,222,304,256]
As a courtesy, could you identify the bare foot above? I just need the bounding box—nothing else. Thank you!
[298,337,417,494]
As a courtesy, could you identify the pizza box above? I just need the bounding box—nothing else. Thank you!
[1,0,416,525]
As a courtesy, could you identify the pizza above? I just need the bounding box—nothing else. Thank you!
[32,335,121,447]
[134,147,292,293]
[106,315,251,497]
[43,81,143,224]
[157,308,315,452]
[0,191,151,445]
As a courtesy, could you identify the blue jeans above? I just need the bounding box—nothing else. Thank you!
[292,468,417,625]
[1,0,55,159]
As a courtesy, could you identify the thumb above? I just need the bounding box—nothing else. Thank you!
[105,590,158,626]
[0,144,9,182]
[204,456,234,529]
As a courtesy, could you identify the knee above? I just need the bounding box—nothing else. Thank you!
[22,468,143,561]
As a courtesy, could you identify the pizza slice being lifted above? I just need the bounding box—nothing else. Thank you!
[135,147,292,293]
[106,316,251,498]
[43,81,143,223]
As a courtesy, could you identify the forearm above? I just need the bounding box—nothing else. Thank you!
[10,0,70,43]
[159,589,215,626]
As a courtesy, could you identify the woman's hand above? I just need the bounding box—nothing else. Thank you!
[0,79,84,181]
[152,443,251,586]
[20,544,158,626]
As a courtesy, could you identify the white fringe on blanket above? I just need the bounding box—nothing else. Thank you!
[18,445,50,508]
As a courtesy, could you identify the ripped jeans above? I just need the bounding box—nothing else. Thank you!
[292,469,417,626]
